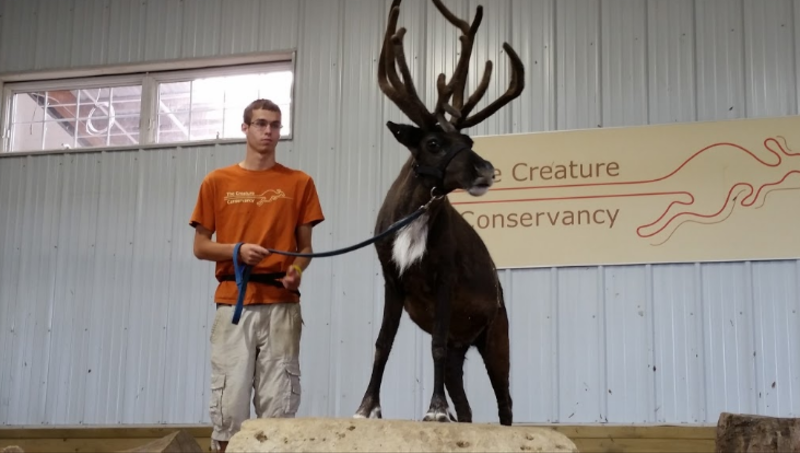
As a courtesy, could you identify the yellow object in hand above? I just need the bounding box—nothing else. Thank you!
[291,264,303,276]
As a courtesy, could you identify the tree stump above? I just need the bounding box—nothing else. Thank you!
[716,412,800,453]
[118,429,204,453]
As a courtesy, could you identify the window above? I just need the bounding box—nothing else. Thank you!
[155,68,293,144]
[1,59,294,154]
[7,81,144,152]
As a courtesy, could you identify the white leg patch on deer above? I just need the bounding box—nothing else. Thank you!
[392,213,429,275]
[353,406,382,419]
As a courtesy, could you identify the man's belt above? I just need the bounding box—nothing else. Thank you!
[219,272,300,297]
[227,242,301,325]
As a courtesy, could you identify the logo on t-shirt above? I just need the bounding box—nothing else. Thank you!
[224,189,291,206]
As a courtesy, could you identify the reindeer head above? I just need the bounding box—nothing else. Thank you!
[379,0,525,197]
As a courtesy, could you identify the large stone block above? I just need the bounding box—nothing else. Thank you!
[226,417,579,452]
[715,412,800,453]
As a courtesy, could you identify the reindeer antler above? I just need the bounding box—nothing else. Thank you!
[379,0,438,130]
[379,0,525,132]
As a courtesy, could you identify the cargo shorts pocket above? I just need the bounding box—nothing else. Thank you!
[209,307,224,343]
[284,361,301,416]
[209,374,226,429]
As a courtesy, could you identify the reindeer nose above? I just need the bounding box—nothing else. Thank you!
[476,159,495,174]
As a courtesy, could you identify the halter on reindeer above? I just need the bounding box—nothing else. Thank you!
[353,0,525,426]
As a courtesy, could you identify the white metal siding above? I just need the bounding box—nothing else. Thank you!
[0,0,799,426]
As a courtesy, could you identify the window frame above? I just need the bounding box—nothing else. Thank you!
[0,51,296,156]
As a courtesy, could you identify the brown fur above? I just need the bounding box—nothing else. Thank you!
[354,0,525,426]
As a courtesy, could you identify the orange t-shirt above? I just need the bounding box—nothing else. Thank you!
[189,163,325,305]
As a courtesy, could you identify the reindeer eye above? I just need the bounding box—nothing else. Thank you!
[426,139,440,150]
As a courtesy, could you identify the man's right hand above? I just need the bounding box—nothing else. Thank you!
[239,243,270,265]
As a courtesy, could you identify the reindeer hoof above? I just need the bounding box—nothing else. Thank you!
[423,410,451,422]
[354,406,382,419]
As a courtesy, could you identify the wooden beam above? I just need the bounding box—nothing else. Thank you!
[0,423,718,453]
[1,446,25,453]
[119,430,204,453]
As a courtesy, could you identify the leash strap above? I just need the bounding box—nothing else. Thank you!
[231,242,251,325]
[224,193,442,324]
[265,204,430,258]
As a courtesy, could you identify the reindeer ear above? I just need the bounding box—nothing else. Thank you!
[386,121,424,148]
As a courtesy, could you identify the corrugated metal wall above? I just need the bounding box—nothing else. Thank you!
[1,0,799,426]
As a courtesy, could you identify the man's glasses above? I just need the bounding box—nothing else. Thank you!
[250,120,283,131]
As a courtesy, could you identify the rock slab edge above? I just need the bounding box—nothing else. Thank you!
[227,417,579,453]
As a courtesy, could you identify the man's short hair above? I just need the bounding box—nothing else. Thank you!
[243,99,282,124]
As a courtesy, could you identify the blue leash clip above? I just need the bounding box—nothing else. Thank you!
[231,242,252,325]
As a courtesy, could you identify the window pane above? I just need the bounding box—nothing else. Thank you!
[12,92,45,121]
[107,115,141,146]
[11,120,45,151]
[110,86,142,116]
[46,91,78,109]
[188,108,223,141]
[159,81,191,113]
[44,120,78,149]
[157,111,190,143]
[9,85,142,152]
[156,69,293,144]
[222,107,244,137]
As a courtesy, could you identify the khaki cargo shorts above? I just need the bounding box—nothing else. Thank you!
[208,302,303,448]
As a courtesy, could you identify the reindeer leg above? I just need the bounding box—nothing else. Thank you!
[444,343,472,423]
[476,306,512,426]
[423,278,452,422]
[354,283,405,419]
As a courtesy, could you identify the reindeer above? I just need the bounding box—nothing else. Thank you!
[353,0,525,426]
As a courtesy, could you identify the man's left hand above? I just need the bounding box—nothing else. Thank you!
[282,265,302,291]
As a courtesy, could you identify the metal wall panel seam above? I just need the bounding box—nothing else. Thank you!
[646,263,658,421]
[595,0,603,129]
[550,0,558,132]
[739,0,748,117]
[327,0,345,419]
[598,264,609,422]
[644,0,651,125]
[795,0,800,114]
[695,262,709,422]
[157,145,180,424]
[0,0,6,71]
[691,0,699,123]
[41,154,65,425]
[747,260,760,414]
[550,266,559,421]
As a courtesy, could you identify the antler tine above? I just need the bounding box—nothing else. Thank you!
[378,0,436,129]
[455,59,492,122]
[379,3,404,94]
[389,30,437,129]
[431,0,483,113]
[431,0,472,33]
[434,73,458,133]
[455,42,525,130]
[377,4,413,118]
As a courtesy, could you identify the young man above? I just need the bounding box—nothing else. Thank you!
[189,99,325,453]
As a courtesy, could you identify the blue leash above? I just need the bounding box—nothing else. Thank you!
[231,242,251,325]
[226,190,443,325]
